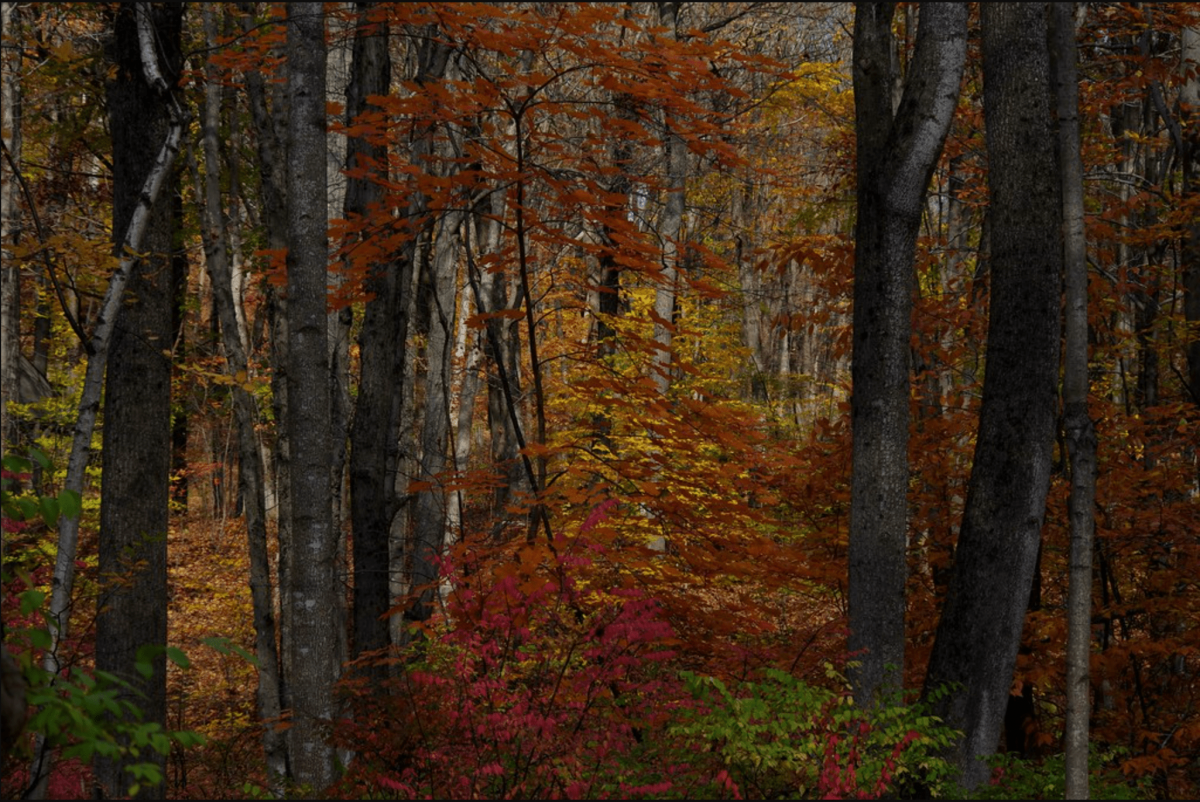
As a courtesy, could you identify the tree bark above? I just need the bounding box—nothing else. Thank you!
[93,4,183,798]
[345,2,394,670]
[1050,5,1097,797]
[283,2,337,789]
[0,1,22,451]
[193,4,286,784]
[1181,24,1199,406]
[848,0,967,705]
[651,2,686,399]
[922,4,1062,789]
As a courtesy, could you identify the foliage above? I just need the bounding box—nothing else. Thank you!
[963,748,1154,801]
[2,452,206,799]
[672,668,960,799]
[330,530,957,800]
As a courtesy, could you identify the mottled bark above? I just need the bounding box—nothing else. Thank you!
[284,3,337,789]
[94,4,183,798]
[404,203,465,635]
[848,1,967,705]
[651,2,686,398]
[0,2,22,450]
[923,4,1062,789]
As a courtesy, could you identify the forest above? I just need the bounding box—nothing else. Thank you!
[1,1,1198,799]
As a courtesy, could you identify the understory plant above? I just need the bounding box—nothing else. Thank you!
[331,531,962,800]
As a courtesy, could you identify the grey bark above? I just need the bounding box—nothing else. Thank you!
[848,1,967,705]
[239,1,293,740]
[345,2,394,668]
[404,201,465,635]
[1,2,21,451]
[922,4,1062,789]
[1050,5,1097,798]
[29,6,185,791]
[193,5,286,784]
[284,3,337,789]
[651,1,686,398]
[1181,25,1200,405]
[93,4,183,798]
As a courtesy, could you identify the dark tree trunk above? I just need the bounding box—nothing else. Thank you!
[848,0,967,705]
[346,3,394,669]
[94,4,183,798]
[283,2,337,789]
[922,3,1063,789]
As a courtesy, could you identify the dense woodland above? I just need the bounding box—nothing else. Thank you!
[1,2,1198,799]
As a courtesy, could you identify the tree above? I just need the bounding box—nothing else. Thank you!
[283,1,338,789]
[1049,4,1097,797]
[191,3,286,783]
[344,1,395,670]
[848,1,967,705]
[922,3,1063,788]
[0,1,21,451]
[93,5,183,797]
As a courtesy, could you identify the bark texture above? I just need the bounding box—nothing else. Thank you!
[284,3,337,789]
[345,2,394,669]
[848,0,967,705]
[94,4,182,797]
[0,1,21,450]
[922,3,1063,789]
[1050,5,1097,797]
[194,4,286,783]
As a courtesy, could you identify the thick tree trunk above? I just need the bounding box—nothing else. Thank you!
[922,4,1063,789]
[29,6,184,794]
[283,3,337,789]
[93,5,183,798]
[848,1,967,705]
[1181,25,1199,406]
[345,3,394,669]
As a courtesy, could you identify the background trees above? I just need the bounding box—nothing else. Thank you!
[1,2,1198,799]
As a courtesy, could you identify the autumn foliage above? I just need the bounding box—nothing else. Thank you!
[1,1,1199,800]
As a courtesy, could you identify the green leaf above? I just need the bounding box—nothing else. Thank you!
[28,627,52,650]
[39,495,60,527]
[15,497,37,521]
[29,449,51,470]
[165,646,190,669]
[19,588,46,616]
[57,488,82,520]
[1,454,32,474]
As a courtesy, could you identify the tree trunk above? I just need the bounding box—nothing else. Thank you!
[345,2,394,670]
[1050,5,1097,797]
[0,1,22,451]
[404,201,465,635]
[1180,24,1199,408]
[922,4,1062,789]
[193,4,287,784]
[28,6,184,794]
[848,0,967,705]
[283,3,337,789]
[651,2,686,399]
[93,4,183,798]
